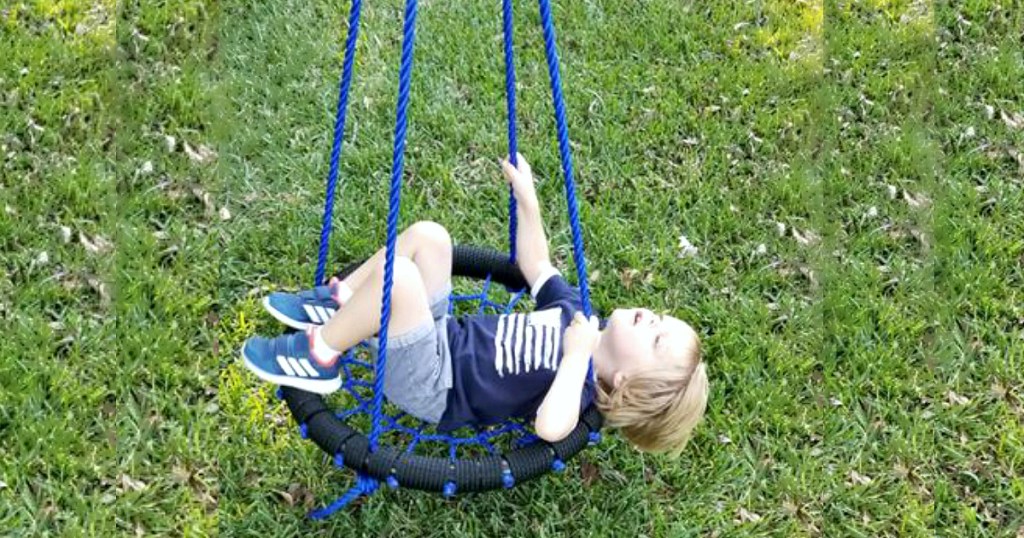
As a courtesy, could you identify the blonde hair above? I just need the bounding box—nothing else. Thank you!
[596,337,708,458]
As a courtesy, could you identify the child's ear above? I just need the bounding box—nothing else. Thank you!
[612,371,626,389]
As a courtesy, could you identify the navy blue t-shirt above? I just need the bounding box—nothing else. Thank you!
[437,275,597,432]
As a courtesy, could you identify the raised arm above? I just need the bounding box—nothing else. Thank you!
[535,312,601,442]
[500,155,554,288]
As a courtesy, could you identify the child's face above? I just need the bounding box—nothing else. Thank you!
[600,308,698,384]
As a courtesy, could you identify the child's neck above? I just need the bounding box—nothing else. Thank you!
[591,334,614,386]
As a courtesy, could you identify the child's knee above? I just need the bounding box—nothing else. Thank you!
[392,255,421,278]
[373,255,421,282]
[409,220,451,249]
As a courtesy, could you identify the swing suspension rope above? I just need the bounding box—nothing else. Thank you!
[301,0,595,517]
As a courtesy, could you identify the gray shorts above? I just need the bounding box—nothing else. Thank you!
[370,284,452,423]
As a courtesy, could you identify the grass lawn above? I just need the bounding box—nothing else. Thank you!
[1,0,1022,535]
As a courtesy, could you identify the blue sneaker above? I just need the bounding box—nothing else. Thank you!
[241,331,342,394]
[263,279,343,330]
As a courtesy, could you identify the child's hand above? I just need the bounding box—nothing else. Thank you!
[500,153,538,205]
[563,312,601,358]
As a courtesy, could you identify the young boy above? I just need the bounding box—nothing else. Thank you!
[242,154,708,456]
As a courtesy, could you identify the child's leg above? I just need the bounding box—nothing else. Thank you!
[318,255,435,356]
[337,221,452,302]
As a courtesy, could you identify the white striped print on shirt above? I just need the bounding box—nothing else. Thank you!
[276,355,321,378]
[303,304,337,324]
[492,307,563,377]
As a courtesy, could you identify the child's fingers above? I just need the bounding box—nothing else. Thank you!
[500,158,518,182]
[515,153,531,174]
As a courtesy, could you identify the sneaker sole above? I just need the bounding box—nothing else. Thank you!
[262,296,316,331]
[241,342,342,395]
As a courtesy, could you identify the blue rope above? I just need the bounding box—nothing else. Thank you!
[537,0,594,383]
[315,0,364,286]
[502,0,519,264]
[373,0,419,450]
[308,472,379,520]
[536,0,592,318]
[305,0,597,516]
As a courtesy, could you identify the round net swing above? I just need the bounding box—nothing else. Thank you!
[278,0,602,518]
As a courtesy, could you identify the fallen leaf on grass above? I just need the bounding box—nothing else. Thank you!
[847,471,872,486]
[119,474,147,493]
[277,483,315,509]
[1001,110,1024,130]
[903,190,931,209]
[580,459,600,487]
[86,276,111,308]
[184,141,217,165]
[678,235,699,258]
[197,489,218,511]
[792,228,820,246]
[79,232,113,255]
[192,187,215,214]
[276,490,294,506]
[219,206,231,221]
[1008,148,1024,172]
[171,465,192,484]
[736,507,762,523]
[620,268,653,290]
[947,390,969,406]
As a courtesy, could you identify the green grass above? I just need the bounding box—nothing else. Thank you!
[1,0,1022,535]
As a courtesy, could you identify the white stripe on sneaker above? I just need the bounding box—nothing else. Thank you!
[325,307,337,318]
[287,357,307,377]
[298,358,320,378]
[244,348,341,395]
[277,355,297,376]
[303,304,322,323]
[314,306,331,323]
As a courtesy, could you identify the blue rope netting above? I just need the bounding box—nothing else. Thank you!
[328,278,535,452]
[300,279,537,519]
[303,0,592,518]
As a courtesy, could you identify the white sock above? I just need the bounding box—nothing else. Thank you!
[310,326,341,364]
[331,281,353,305]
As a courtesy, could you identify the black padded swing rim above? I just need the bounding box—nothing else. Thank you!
[281,244,604,493]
